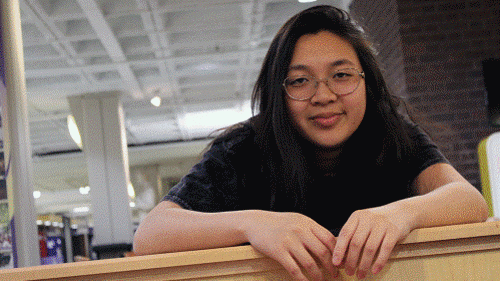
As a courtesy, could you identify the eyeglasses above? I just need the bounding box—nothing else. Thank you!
[283,68,365,101]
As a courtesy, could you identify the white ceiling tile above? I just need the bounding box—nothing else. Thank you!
[36,0,84,18]
[108,14,145,36]
[55,18,95,37]
[71,39,106,54]
[24,44,60,58]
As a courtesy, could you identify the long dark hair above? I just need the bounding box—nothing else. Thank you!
[249,5,413,211]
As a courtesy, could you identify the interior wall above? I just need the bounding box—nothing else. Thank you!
[350,0,500,188]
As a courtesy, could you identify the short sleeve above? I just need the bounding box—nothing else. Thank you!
[405,120,449,184]
[163,142,241,212]
[163,123,256,212]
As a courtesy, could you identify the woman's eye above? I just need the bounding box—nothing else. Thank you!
[288,77,310,87]
[333,72,352,79]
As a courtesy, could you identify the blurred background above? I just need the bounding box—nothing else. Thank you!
[0,0,498,266]
[7,0,348,225]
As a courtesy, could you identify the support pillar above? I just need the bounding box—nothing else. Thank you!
[0,0,40,267]
[62,216,73,262]
[68,93,133,258]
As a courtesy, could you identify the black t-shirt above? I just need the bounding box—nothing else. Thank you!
[164,119,448,235]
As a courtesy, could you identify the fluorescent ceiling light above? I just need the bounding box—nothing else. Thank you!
[73,206,89,213]
[298,0,317,3]
[179,102,252,133]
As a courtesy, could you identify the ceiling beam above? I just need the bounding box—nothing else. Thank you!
[75,0,143,99]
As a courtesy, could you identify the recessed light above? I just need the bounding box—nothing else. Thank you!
[79,186,90,195]
[150,96,161,107]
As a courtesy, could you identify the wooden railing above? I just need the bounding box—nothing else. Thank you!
[1,221,499,280]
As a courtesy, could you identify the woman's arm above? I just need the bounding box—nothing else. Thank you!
[407,162,488,228]
[133,201,338,281]
[133,201,248,254]
[332,163,488,279]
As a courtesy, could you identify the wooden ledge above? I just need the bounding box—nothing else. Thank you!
[0,221,499,280]
[401,220,500,244]
[393,221,500,260]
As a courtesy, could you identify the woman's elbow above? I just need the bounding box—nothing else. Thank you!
[477,198,490,223]
[466,185,489,223]
[132,228,153,256]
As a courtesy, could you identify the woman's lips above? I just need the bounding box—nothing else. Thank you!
[310,113,343,127]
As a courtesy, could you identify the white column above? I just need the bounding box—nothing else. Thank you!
[68,93,133,247]
[0,0,40,267]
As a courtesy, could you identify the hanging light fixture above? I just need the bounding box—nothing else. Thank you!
[127,182,136,199]
[67,114,82,149]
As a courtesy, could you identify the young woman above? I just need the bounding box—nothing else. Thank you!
[133,5,488,280]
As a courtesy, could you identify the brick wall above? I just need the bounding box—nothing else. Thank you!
[349,0,407,98]
[350,0,500,188]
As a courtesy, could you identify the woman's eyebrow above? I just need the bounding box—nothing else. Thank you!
[288,59,356,71]
[288,64,309,71]
[329,59,356,68]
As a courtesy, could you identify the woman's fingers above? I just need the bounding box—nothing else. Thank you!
[275,252,310,281]
[331,206,413,279]
[356,226,387,279]
[308,228,339,278]
[332,216,359,267]
[372,231,399,275]
[244,212,341,280]
[284,227,340,280]
[289,243,324,280]
[312,225,337,252]
[343,224,371,276]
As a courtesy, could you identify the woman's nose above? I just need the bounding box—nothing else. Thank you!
[310,80,338,104]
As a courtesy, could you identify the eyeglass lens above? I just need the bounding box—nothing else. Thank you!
[284,68,364,100]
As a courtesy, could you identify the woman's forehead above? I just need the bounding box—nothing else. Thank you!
[289,31,360,71]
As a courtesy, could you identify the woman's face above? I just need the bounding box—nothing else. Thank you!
[286,31,366,149]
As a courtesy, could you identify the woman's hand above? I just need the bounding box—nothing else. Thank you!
[331,204,416,279]
[242,210,338,281]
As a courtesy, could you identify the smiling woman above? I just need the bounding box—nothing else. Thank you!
[133,5,489,281]
[285,31,366,149]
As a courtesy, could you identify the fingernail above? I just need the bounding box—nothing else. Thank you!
[357,271,366,279]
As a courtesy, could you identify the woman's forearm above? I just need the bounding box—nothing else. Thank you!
[331,181,488,278]
[395,182,488,230]
[133,202,252,255]
[133,202,338,280]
